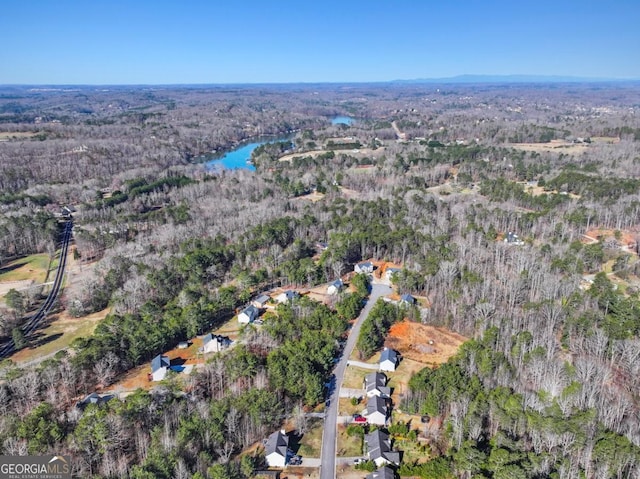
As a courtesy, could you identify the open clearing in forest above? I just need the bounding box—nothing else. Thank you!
[0,132,39,140]
[10,307,110,365]
[277,147,385,163]
[386,321,467,366]
[0,253,50,284]
[506,140,589,154]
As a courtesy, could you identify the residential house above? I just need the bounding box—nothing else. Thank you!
[354,261,374,274]
[202,334,231,354]
[379,348,399,372]
[275,290,299,303]
[385,267,402,281]
[76,392,114,409]
[238,305,259,324]
[365,430,400,467]
[265,429,289,468]
[364,372,391,398]
[399,293,415,306]
[366,466,396,479]
[504,232,524,245]
[252,295,270,309]
[364,396,388,426]
[151,354,170,382]
[327,279,344,295]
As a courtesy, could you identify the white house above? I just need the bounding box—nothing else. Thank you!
[202,334,231,354]
[151,354,170,382]
[327,278,344,295]
[364,396,388,426]
[265,429,289,468]
[238,305,259,324]
[384,267,402,281]
[365,430,400,467]
[354,261,374,274]
[276,290,299,303]
[379,348,399,372]
[364,372,391,398]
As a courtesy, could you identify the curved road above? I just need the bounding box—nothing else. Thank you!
[319,283,391,479]
[0,220,72,358]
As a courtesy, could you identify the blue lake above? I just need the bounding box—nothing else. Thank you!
[206,137,289,171]
[332,116,354,125]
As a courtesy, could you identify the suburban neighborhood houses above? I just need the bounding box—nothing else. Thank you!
[265,430,290,468]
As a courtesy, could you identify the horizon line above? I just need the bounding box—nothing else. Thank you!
[1,74,639,88]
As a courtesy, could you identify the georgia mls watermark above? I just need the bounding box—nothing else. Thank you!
[0,456,71,479]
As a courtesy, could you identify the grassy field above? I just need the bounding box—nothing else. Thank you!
[0,132,39,140]
[342,365,371,388]
[336,424,363,457]
[0,253,50,283]
[338,397,364,416]
[213,315,243,340]
[10,308,110,365]
[394,435,432,464]
[295,418,324,457]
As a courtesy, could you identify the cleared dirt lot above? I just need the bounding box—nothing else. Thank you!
[386,321,468,366]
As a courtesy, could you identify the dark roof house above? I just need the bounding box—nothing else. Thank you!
[365,430,400,467]
[265,429,289,467]
[364,372,391,398]
[366,466,396,479]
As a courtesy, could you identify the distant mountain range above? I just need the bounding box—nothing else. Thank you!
[392,74,638,84]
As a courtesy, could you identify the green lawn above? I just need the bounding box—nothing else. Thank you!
[0,253,51,283]
[11,309,109,365]
[296,419,324,457]
[342,365,371,388]
[337,425,364,457]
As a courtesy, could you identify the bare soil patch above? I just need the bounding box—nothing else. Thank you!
[386,321,467,366]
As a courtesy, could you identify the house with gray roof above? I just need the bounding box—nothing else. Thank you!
[355,261,374,274]
[265,429,289,468]
[400,293,415,306]
[252,294,271,308]
[327,278,344,295]
[385,267,402,281]
[364,372,391,398]
[76,392,114,409]
[379,348,399,372]
[365,430,401,467]
[238,305,259,324]
[366,466,396,479]
[151,354,170,381]
[276,290,299,303]
[364,395,388,426]
[202,334,231,354]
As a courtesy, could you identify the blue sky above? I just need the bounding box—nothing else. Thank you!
[1,0,639,84]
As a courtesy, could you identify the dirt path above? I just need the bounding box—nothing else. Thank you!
[391,121,406,140]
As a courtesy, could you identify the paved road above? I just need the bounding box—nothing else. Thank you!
[0,221,72,358]
[319,283,391,479]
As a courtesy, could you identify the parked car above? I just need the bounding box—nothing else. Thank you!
[354,458,364,465]
[289,455,302,465]
[353,414,367,424]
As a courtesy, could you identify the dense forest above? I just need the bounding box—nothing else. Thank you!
[0,83,639,478]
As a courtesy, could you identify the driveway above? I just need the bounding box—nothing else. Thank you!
[319,283,392,479]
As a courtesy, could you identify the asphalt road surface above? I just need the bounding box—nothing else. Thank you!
[319,283,391,479]
[0,221,72,358]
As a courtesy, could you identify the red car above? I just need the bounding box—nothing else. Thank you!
[353,415,367,424]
